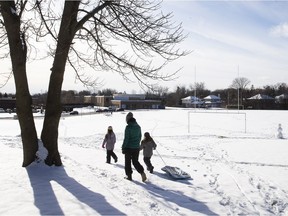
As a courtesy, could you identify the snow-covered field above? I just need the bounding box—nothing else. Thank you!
[1,108,288,215]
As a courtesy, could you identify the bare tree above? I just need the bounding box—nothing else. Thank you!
[0,0,187,167]
[230,77,251,105]
[0,1,38,167]
[189,82,210,98]
[230,77,251,90]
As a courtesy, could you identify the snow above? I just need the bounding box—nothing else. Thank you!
[1,108,288,215]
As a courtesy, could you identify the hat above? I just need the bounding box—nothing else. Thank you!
[108,126,113,130]
[144,132,150,138]
[144,132,150,137]
[126,112,133,122]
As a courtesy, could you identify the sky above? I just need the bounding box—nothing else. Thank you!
[1,108,288,215]
[1,1,288,94]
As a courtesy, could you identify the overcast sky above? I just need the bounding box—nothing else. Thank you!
[1,1,288,94]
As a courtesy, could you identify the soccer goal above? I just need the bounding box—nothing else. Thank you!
[188,110,247,134]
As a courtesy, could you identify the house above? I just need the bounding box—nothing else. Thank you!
[203,95,221,108]
[275,93,288,103]
[275,93,288,109]
[111,94,164,110]
[248,94,274,100]
[181,96,203,108]
[245,94,275,109]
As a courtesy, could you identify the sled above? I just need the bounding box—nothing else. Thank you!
[161,165,191,180]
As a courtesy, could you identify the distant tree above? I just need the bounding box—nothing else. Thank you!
[98,88,117,96]
[263,85,277,97]
[146,86,169,96]
[230,77,251,90]
[154,86,169,96]
[61,90,77,104]
[166,85,187,107]
[274,83,288,95]
[248,84,255,97]
[189,82,210,98]
[0,1,187,167]
[230,77,251,105]
[78,90,92,96]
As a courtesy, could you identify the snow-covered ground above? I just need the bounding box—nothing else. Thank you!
[1,108,288,215]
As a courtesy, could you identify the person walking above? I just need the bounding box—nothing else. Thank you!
[140,132,157,173]
[102,126,118,164]
[122,112,147,182]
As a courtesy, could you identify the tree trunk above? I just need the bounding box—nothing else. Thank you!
[40,84,63,166]
[0,2,38,167]
[17,92,39,167]
[41,1,80,166]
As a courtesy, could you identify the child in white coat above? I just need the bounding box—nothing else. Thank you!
[102,126,118,163]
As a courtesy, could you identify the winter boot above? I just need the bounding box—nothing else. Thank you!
[150,166,154,174]
[141,172,147,182]
[125,174,132,181]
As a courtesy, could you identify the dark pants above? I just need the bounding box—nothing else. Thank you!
[124,148,144,177]
[143,156,153,170]
[106,150,117,163]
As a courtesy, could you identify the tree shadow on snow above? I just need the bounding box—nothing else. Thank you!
[26,164,125,215]
[135,180,217,215]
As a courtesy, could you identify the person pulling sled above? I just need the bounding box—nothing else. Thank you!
[140,132,157,173]
[122,112,147,182]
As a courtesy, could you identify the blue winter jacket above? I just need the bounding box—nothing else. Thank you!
[122,118,142,150]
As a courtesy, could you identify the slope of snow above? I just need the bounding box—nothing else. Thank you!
[1,108,288,215]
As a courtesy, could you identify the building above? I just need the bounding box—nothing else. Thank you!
[275,93,288,109]
[275,93,288,103]
[203,95,222,108]
[181,96,203,108]
[245,94,275,109]
[0,97,16,110]
[84,95,113,107]
[111,94,164,110]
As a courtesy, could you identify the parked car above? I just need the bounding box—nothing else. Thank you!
[95,109,103,113]
[116,108,124,112]
[6,108,12,113]
[0,108,5,113]
[69,111,79,115]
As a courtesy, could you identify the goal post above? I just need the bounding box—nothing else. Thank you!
[188,110,247,134]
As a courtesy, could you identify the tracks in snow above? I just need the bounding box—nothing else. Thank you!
[187,139,288,215]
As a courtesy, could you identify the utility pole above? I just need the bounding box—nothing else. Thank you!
[194,66,197,108]
[237,65,240,112]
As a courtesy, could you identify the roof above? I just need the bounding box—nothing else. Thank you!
[275,93,288,100]
[181,96,200,101]
[247,94,274,100]
[203,95,221,100]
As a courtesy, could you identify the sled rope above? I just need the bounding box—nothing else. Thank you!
[155,148,167,166]
[150,123,167,166]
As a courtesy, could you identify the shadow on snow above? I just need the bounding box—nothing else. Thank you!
[26,164,125,215]
[135,179,217,215]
